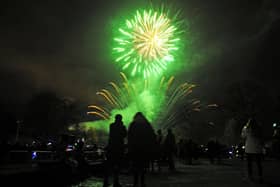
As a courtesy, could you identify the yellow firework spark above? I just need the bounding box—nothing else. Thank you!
[131,10,177,60]
[114,9,181,78]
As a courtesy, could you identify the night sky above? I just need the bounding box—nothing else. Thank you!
[1,0,280,138]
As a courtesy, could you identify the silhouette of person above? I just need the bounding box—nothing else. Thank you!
[164,128,176,171]
[155,129,163,171]
[241,117,263,183]
[128,112,156,187]
[157,129,163,147]
[207,139,216,164]
[237,141,245,160]
[103,114,127,187]
[214,139,221,164]
[75,139,87,172]
[177,138,184,160]
[150,129,164,172]
[185,139,194,165]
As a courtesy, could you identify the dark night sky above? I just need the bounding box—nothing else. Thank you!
[1,0,280,125]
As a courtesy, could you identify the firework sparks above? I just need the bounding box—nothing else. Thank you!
[87,72,199,130]
[113,9,182,78]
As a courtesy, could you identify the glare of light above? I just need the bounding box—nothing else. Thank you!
[32,151,37,160]
[66,145,74,152]
[68,126,75,131]
[273,123,277,127]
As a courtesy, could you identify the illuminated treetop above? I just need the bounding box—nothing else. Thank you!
[113,9,182,78]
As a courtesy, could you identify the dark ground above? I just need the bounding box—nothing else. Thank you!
[1,158,280,187]
[71,158,280,187]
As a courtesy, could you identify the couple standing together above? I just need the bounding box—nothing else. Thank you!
[104,112,156,187]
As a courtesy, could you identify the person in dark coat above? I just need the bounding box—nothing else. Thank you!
[104,114,127,187]
[185,139,194,165]
[155,129,163,171]
[128,112,156,187]
[207,139,216,164]
[164,128,176,171]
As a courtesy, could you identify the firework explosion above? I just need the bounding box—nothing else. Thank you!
[113,9,182,78]
[83,6,216,140]
[87,72,201,130]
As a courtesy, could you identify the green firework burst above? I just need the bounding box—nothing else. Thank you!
[87,72,202,130]
[113,9,182,78]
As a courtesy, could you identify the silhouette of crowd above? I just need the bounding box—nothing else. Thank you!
[100,112,273,187]
[103,112,181,187]
[2,112,278,187]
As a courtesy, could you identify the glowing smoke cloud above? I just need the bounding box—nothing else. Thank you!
[113,9,182,78]
[87,72,201,130]
[83,6,216,136]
